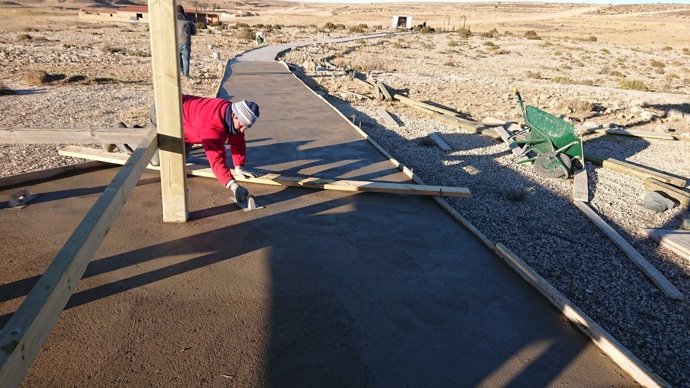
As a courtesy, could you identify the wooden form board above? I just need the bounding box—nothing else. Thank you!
[572,167,589,202]
[644,178,690,207]
[494,124,522,156]
[393,94,459,117]
[0,130,158,387]
[643,229,690,262]
[574,201,683,300]
[58,145,472,198]
[586,155,686,188]
[494,244,668,388]
[584,127,678,141]
[376,81,392,100]
[377,108,399,127]
[0,161,108,189]
[428,132,452,151]
[0,127,150,144]
[148,0,188,223]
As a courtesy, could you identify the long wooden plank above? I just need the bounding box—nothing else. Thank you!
[393,94,459,117]
[643,229,690,262]
[644,178,690,207]
[494,244,668,388]
[58,145,472,198]
[0,127,149,144]
[494,124,522,156]
[586,155,686,188]
[0,161,108,189]
[572,167,589,202]
[148,0,188,223]
[0,130,158,388]
[574,201,683,300]
[428,132,452,151]
[376,81,392,100]
[584,127,678,141]
[377,108,399,127]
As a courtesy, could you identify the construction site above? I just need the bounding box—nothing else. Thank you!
[1,1,689,387]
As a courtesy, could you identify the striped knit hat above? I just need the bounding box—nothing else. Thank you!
[231,100,260,128]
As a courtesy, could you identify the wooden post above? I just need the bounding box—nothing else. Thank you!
[148,0,188,222]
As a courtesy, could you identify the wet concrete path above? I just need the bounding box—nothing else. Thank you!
[0,41,636,387]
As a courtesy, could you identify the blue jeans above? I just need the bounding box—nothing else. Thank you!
[179,44,191,77]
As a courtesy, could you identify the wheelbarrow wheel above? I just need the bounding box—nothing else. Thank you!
[533,153,572,179]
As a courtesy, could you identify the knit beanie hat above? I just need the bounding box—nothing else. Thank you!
[231,100,260,128]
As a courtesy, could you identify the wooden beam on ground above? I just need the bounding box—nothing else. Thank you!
[586,155,686,188]
[58,145,471,198]
[376,81,392,101]
[644,178,690,207]
[428,132,452,151]
[393,94,459,117]
[352,77,373,89]
[642,229,690,262]
[584,127,678,141]
[572,167,589,202]
[0,130,158,388]
[494,244,669,388]
[377,108,399,127]
[148,0,188,223]
[494,124,522,156]
[574,201,683,300]
[480,117,510,127]
[0,161,108,189]
[0,127,150,144]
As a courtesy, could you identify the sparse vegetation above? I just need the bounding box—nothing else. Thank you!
[650,59,665,68]
[610,70,625,77]
[526,71,541,79]
[237,27,255,41]
[587,35,597,42]
[101,45,124,54]
[457,27,471,39]
[447,40,457,47]
[661,46,672,51]
[620,79,649,91]
[524,30,541,40]
[683,48,690,55]
[480,28,499,38]
[483,41,495,47]
[25,70,49,85]
[600,48,610,54]
[17,34,32,41]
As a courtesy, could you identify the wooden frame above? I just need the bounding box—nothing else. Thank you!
[0,0,187,385]
[0,127,150,144]
[0,130,158,387]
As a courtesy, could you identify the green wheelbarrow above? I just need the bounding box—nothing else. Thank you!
[509,88,584,179]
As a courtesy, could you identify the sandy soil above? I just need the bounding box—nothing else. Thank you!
[1,1,689,386]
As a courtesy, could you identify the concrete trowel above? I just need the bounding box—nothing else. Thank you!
[232,194,264,212]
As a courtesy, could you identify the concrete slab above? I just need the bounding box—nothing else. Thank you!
[0,54,637,386]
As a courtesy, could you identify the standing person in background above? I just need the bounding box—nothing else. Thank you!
[176,5,197,78]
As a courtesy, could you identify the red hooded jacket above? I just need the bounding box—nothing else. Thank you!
[181,95,246,186]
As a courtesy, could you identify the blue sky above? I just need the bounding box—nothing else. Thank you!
[294,0,690,4]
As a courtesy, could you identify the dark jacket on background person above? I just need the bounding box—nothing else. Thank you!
[176,6,196,46]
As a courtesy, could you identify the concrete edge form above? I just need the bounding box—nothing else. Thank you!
[270,46,670,388]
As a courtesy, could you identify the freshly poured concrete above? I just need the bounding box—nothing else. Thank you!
[0,55,636,386]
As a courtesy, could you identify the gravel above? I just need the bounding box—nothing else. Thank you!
[1,15,689,387]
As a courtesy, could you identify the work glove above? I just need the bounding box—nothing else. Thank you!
[234,165,257,179]
[226,179,249,202]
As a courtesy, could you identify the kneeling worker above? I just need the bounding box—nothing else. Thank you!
[134,95,261,203]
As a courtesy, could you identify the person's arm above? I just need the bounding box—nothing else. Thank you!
[227,132,247,169]
[190,20,197,35]
[202,138,233,186]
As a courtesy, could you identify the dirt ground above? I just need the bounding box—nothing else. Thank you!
[1,0,690,386]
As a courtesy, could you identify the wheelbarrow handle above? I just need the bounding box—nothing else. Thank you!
[512,87,526,118]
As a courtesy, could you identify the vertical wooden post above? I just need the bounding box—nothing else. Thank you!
[148,0,188,222]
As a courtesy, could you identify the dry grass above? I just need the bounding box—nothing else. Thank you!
[25,69,49,85]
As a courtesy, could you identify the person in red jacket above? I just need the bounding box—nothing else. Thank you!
[112,95,261,202]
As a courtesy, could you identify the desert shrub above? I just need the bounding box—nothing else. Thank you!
[335,24,346,30]
[587,35,597,42]
[356,39,366,45]
[525,30,541,40]
[553,51,562,56]
[21,27,38,32]
[348,26,364,34]
[610,70,625,77]
[457,27,471,38]
[480,28,499,38]
[101,45,124,54]
[415,25,435,34]
[393,42,404,49]
[620,79,648,91]
[237,27,255,41]
[526,71,541,79]
[210,21,223,28]
[447,40,457,47]
[323,22,336,30]
[0,82,14,95]
[683,48,690,55]
[483,41,495,47]
[600,48,610,54]
[443,61,455,67]
[650,59,665,68]
[496,49,510,55]
[128,49,150,57]
[552,75,575,84]
[357,23,368,30]
[17,34,32,41]
[25,70,49,85]
[661,46,672,51]
[273,24,282,30]
[236,22,249,28]
[667,73,679,80]
[580,79,594,86]
[372,25,382,31]
[196,22,207,30]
